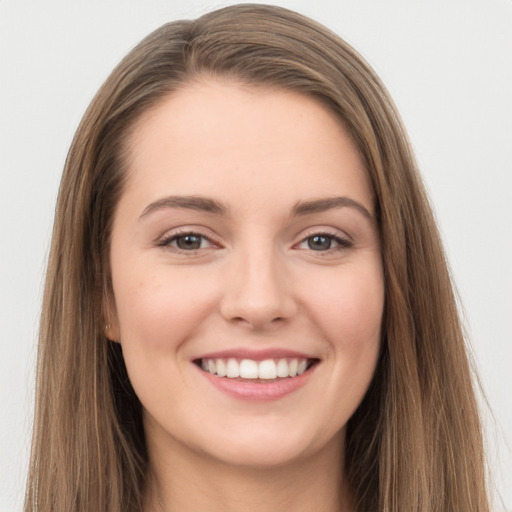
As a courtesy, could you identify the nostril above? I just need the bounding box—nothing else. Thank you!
[228,314,287,329]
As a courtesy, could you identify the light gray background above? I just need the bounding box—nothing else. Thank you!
[1,1,511,510]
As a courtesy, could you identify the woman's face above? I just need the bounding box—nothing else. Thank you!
[108,79,384,469]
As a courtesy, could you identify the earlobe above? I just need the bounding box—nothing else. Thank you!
[104,322,120,342]
[103,288,120,342]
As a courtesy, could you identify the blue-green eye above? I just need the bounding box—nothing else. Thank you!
[160,233,213,251]
[308,235,333,251]
[175,234,204,250]
[299,233,351,252]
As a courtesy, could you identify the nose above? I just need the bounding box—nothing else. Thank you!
[219,244,297,330]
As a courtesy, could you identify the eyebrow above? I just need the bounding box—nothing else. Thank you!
[140,195,228,219]
[291,197,374,221]
[139,195,373,221]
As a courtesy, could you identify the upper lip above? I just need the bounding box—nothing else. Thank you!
[194,348,318,361]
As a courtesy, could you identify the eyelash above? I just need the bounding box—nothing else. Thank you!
[157,231,216,252]
[156,230,352,254]
[296,232,352,253]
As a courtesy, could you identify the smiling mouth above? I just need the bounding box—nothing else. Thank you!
[196,357,319,381]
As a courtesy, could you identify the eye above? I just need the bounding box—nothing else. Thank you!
[306,234,334,251]
[298,233,351,252]
[158,232,214,251]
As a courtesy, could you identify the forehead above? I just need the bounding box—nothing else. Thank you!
[121,79,373,216]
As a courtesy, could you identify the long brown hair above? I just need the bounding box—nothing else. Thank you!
[25,4,489,511]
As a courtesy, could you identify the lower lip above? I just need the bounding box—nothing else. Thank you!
[198,364,316,401]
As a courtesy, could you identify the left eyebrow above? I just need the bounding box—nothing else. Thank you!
[291,197,374,221]
[139,195,229,220]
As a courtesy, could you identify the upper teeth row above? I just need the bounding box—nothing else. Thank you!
[201,358,309,379]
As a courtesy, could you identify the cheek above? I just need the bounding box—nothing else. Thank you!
[298,258,384,413]
[303,263,384,349]
[111,263,219,351]
[312,263,384,413]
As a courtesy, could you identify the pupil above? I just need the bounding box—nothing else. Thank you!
[308,235,331,251]
[177,235,201,250]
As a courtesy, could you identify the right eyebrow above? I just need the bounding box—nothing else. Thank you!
[139,195,228,220]
[291,196,374,222]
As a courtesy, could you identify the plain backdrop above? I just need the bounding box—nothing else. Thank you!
[1,1,511,510]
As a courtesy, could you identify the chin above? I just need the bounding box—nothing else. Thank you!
[191,420,345,470]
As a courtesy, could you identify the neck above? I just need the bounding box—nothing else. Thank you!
[144,430,353,512]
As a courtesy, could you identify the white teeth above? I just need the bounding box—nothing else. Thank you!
[297,360,308,375]
[258,359,277,379]
[216,358,227,377]
[200,357,313,379]
[240,359,259,378]
[226,358,239,378]
[288,359,299,377]
[276,358,289,378]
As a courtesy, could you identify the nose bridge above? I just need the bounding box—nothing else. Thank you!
[221,238,295,328]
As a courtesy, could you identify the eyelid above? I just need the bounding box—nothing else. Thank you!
[297,226,352,242]
[293,227,353,252]
[155,227,222,252]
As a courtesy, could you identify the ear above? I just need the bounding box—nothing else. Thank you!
[103,288,121,343]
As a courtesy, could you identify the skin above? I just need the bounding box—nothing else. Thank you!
[107,79,384,512]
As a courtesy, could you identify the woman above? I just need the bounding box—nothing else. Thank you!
[25,4,490,511]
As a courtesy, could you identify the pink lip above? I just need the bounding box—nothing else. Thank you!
[195,361,318,401]
[194,348,316,362]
